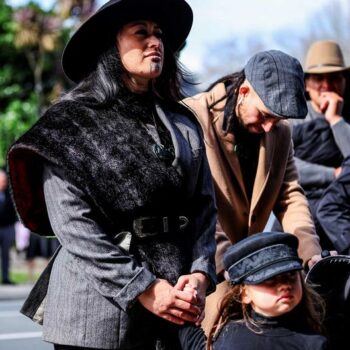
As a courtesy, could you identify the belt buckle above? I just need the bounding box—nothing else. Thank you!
[133,215,189,238]
[179,216,189,230]
[162,216,189,232]
[133,216,159,238]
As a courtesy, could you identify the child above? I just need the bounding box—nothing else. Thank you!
[179,232,329,349]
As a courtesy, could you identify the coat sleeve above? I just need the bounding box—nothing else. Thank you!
[189,147,218,292]
[290,118,335,188]
[293,157,335,188]
[43,164,157,312]
[331,119,350,158]
[273,140,322,262]
[178,325,207,350]
[214,221,232,277]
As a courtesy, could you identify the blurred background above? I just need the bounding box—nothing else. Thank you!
[0,1,349,348]
[0,0,349,283]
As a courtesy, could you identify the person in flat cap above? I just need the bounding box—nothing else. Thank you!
[183,50,322,335]
[7,0,217,349]
[287,40,350,251]
[179,232,329,349]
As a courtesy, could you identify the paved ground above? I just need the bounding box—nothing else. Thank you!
[0,249,47,300]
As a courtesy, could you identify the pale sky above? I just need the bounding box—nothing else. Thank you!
[7,0,348,77]
[182,0,340,73]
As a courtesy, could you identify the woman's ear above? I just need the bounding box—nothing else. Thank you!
[241,286,252,305]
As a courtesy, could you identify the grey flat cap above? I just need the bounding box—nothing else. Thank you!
[245,50,308,119]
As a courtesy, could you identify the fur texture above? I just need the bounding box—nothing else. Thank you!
[8,92,196,283]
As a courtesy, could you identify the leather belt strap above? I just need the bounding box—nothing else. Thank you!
[133,216,189,238]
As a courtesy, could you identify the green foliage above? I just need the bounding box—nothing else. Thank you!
[0,0,95,166]
[0,93,39,167]
[0,0,36,166]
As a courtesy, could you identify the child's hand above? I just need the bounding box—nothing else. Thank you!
[175,274,209,326]
[183,283,198,299]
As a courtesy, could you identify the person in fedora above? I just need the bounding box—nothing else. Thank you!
[182,50,322,335]
[7,0,217,349]
[288,40,350,250]
[178,232,329,349]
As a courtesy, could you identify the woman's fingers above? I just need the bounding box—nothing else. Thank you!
[138,279,204,325]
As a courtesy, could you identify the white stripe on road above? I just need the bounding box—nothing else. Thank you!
[0,332,42,340]
[0,311,20,317]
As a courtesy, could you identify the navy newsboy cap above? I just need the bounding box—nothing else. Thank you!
[223,232,303,285]
[244,50,308,119]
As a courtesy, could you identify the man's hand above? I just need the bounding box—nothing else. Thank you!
[307,250,338,269]
[138,279,201,325]
[320,92,344,125]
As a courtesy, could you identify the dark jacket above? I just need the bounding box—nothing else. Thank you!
[293,117,343,169]
[291,102,346,195]
[8,92,217,349]
[0,188,17,226]
[179,309,329,350]
[317,156,350,254]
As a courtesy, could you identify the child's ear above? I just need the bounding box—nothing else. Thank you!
[241,287,252,304]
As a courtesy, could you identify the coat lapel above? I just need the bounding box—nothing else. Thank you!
[209,85,248,207]
[220,126,248,205]
[250,131,276,212]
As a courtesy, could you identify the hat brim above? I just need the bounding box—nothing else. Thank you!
[304,65,350,74]
[62,0,193,83]
[244,259,303,285]
[263,102,307,120]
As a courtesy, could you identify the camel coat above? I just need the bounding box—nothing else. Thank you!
[183,83,322,335]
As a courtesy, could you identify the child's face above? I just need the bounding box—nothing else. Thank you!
[242,271,303,317]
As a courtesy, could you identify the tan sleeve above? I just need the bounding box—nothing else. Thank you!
[275,140,322,263]
[214,221,232,276]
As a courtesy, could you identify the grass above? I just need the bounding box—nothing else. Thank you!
[9,271,40,284]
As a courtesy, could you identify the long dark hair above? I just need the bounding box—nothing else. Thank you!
[62,40,191,106]
[206,71,246,133]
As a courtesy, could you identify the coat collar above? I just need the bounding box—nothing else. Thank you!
[208,83,277,210]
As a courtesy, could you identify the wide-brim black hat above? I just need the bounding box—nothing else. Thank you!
[62,0,193,83]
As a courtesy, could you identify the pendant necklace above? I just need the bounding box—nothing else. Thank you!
[141,111,175,164]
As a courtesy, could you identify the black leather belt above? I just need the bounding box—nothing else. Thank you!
[132,216,189,238]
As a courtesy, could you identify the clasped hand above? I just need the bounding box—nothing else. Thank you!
[138,273,208,325]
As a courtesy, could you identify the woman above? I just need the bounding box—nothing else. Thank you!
[8,0,217,349]
[179,232,329,350]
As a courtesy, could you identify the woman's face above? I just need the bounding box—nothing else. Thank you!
[242,271,303,317]
[116,20,164,92]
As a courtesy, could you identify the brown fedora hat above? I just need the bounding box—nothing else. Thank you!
[304,40,350,74]
[62,0,193,83]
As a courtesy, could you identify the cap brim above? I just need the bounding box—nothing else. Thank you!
[62,0,193,83]
[244,259,303,285]
[265,106,307,120]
